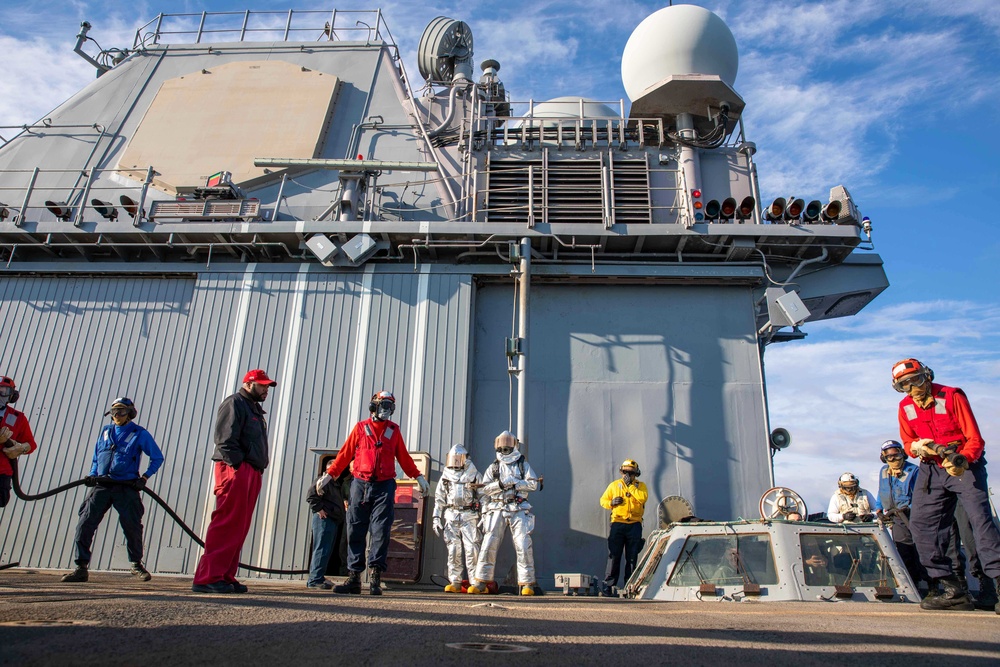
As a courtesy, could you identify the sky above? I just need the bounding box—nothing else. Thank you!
[2,0,999,516]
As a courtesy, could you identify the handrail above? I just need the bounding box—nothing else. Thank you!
[132,9,394,50]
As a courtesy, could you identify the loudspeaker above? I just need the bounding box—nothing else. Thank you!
[770,428,791,450]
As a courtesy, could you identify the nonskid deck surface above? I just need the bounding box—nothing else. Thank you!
[0,571,996,665]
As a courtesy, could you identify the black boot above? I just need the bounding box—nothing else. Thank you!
[920,575,974,611]
[369,569,382,596]
[973,575,997,610]
[60,564,89,583]
[333,570,362,595]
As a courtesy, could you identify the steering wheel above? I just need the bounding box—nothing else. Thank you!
[759,486,807,520]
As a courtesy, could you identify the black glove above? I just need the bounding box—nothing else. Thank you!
[84,475,98,487]
[860,513,874,522]
[842,511,858,522]
[611,496,625,507]
[132,477,147,491]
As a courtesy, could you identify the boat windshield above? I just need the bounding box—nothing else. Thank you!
[668,534,778,586]
[799,533,899,588]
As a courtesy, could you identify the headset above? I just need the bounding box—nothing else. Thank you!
[879,439,904,464]
[0,376,20,404]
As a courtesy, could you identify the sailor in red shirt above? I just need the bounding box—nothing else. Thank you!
[316,391,430,595]
[893,358,1000,614]
[0,376,38,507]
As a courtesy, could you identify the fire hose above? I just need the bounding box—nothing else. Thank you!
[9,463,309,575]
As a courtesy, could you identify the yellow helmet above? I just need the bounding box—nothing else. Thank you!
[620,459,640,476]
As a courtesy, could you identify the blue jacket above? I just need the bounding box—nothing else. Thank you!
[89,421,164,481]
[874,461,919,512]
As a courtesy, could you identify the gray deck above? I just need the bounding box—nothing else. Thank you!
[0,570,997,665]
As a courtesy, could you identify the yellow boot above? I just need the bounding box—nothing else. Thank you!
[520,584,536,596]
[467,582,488,594]
[444,583,462,593]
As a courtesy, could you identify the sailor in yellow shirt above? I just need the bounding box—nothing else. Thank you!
[599,459,648,597]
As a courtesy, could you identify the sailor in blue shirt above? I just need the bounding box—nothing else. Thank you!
[60,397,164,583]
[874,439,926,590]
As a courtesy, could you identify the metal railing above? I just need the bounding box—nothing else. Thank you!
[132,9,394,49]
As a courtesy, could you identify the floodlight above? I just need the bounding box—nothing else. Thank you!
[45,201,73,221]
[704,199,721,221]
[765,197,785,221]
[720,197,737,220]
[119,195,145,220]
[828,185,860,225]
[783,198,804,221]
[802,200,822,222]
[91,198,118,221]
[821,200,842,223]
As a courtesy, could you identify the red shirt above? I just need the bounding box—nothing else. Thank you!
[0,406,38,477]
[898,383,985,463]
[327,418,420,482]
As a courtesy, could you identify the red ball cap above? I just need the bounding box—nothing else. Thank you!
[243,369,277,386]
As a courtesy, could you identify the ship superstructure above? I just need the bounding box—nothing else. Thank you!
[0,7,887,584]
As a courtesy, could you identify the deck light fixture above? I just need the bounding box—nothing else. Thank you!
[783,198,804,222]
[720,197,737,220]
[704,199,721,221]
[45,201,73,221]
[764,197,785,222]
[821,200,842,223]
[91,198,118,220]
[736,196,755,221]
[802,200,822,223]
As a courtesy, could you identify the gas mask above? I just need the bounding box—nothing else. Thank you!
[373,399,394,422]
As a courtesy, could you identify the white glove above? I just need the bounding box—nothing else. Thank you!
[432,516,443,537]
[315,473,333,495]
[0,427,12,446]
[3,440,29,459]
[909,438,935,458]
[416,475,430,498]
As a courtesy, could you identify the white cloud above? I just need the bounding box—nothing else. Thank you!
[767,300,1000,514]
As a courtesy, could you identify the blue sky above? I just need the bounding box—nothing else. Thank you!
[2,1,998,516]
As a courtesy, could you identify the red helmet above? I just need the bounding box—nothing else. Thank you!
[0,376,19,404]
[891,358,933,393]
[368,391,395,414]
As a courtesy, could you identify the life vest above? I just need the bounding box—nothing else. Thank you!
[835,491,871,518]
[350,421,396,481]
[900,385,966,452]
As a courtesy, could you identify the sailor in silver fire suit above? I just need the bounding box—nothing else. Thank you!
[432,443,481,592]
[468,431,540,596]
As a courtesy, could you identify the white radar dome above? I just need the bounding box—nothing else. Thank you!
[621,4,739,102]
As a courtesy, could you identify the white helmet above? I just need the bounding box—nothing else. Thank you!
[445,443,469,469]
[838,472,859,494]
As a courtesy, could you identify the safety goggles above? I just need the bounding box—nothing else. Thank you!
[109,407,131,418]
[897,375,927,391]
[884,454,904,462]
[374,399,394,413]
[839,484,858,493]
[496,445,514,455]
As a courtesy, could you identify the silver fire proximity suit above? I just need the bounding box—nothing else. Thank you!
[472,442,539,590]
[433,447,481,590]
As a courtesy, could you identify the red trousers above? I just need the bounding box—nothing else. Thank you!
[193,461,262,584]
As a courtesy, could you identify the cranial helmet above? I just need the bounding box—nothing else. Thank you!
[105,396,138,420]
[891,358,934,393]
[369,391,396,420]
[446,443,469,469]
[620,459,640,476]
[880,439,904,463]
[0,376,19,405]
[838,472,859,494]
[494,430,518,455]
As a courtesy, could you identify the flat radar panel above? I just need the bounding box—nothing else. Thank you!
[117,61,340,194]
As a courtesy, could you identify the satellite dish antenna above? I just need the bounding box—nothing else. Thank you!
[418,17,474,84]
[759,486,807,520]
[770,427,791,451]
[657,495,695,528]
